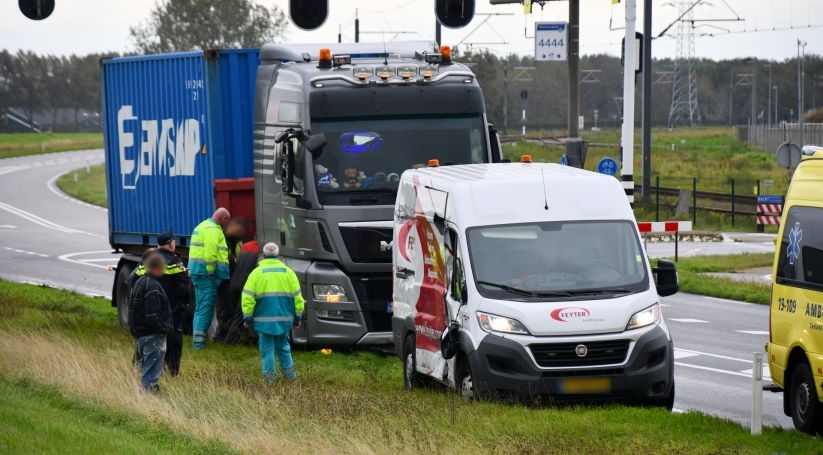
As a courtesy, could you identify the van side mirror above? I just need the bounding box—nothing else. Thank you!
[653,259,678,297]
[488,124,503,163]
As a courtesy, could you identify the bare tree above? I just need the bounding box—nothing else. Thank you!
[130,0,288,53]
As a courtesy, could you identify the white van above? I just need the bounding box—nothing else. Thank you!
[391,162,678,407]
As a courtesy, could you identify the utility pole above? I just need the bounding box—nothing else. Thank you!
[641,0,652,201]
[565,0,583,168]
[767,64,772,126]
[729,68,734,126]
[621,0,637,205]
[355,9,360,43]
[750,59,756,127]
[503,60,508,134]
[798,39,806,143]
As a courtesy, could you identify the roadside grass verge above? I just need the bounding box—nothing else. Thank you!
[0,133,102,159]
[57,163,107,207]
[0,377,235,454]
[665,253,773,305]
[0,281,818,453]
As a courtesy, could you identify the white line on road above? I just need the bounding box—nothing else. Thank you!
[675,362,750,378]
[735,330,770,335]
[58,250,117,270]
[702,296,754,306]
[3,246,48,258]
[0,224,18,229]
[668,318,710,323]
[675,348,753,364]
[0,200,86,234]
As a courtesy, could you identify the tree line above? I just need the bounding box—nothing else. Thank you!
[2,47,821,133]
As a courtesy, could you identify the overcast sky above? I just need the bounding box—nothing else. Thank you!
[1,0,821,60]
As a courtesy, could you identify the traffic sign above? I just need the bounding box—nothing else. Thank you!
[560,154,568,166]
[535,22,567,62]
[597,157,618,176]
[776,142,801,169]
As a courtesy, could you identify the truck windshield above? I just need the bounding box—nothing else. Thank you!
[310,115,486,205]
[466,220,649,300]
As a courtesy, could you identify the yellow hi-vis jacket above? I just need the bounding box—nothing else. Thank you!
[241,258,305,336]
[188,218,229,279]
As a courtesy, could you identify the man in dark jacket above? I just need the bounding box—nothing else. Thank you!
[132,231,191,375]
[129,253,174,393]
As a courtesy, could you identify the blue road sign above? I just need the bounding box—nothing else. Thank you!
[597,157,618,176]
[756,195,784,204]
[560,154,568,166]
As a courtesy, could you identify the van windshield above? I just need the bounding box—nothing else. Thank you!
[466,220,649,300]
[310,114,486,205]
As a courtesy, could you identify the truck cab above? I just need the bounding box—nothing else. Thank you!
[392,162,678,407]
[767,147,823,434]
[253,42,501,346]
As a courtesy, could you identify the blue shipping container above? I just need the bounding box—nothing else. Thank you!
[101,49,259,248]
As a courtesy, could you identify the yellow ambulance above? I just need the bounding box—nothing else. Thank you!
[767,146,823,434]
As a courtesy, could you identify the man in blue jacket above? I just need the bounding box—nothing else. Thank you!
[241,242,305,381]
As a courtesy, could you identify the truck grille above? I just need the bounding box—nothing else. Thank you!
[350,275,393,332]
[530,340,630,368]
[340,226,392,263]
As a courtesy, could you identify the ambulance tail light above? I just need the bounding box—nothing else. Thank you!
[318,48,332,69]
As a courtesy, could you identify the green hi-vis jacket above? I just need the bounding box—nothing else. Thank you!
[188,218,229,279]
[241,258,305,336]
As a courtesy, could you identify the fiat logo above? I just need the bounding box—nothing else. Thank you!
[575,344,588,358]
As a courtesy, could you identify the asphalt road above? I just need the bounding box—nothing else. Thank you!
[0,150,791,429]
[0,149,118,297]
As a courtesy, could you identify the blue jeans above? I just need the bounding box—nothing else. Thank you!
[191,274,220,348]
[137,334,166,391]
[258,332,295,381]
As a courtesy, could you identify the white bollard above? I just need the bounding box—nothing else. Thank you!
[751,352,763,435]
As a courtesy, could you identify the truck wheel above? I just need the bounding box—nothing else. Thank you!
[456,357,477,401]
[403,333,421,391]
[789,362,823,434]
[115,262,135,326]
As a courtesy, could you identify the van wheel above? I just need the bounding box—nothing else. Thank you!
[456,358,477,401]
[115,262,135,326]
[650,382,675,411]
[403,334,421,391]
[789,362,823,434]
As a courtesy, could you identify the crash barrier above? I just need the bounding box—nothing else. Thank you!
[756,195,783,230]
[638,221,693,261]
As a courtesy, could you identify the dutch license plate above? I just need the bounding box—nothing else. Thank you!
[559,377,611,394]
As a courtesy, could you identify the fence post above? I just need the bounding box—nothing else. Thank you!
[756,180,764,233]
[655,176,660,222]
[731,178,735,227]
[692,177,697,227]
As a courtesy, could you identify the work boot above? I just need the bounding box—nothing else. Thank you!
[263,372,277,383]
[281,367,297,381]
[192,342,205,350]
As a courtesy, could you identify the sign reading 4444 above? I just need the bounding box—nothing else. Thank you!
[535,22,568,62]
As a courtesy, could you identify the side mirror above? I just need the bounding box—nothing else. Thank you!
[433,213,446,234]
[435,0,475,29]
[488,124,503,163]
[653,259,679,297]
[289,0,328,30]
[440,323,460,360]
[459,281,468,305]
[301,132,327,157]
[280,140,300,198]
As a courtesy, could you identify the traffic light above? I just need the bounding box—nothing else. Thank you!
[435,0,475,29]
[289,0,328,31]
[18,0,54,20]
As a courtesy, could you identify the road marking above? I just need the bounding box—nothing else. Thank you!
[0,224,18,229]
[739,366,772,380]
[735,330,769,336]
[0,200,86,234]
[673,350,699,360]
[47,169,107,212]
[58,250,118,270]
[3,245,49,258]
[668,318,709,323]
[702,296,753,306]
[675,362,750,378]
[675,347,752,364]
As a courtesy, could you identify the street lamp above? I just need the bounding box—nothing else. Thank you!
[773,85,779,124]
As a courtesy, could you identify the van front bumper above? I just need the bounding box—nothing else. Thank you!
[468,325,673,402]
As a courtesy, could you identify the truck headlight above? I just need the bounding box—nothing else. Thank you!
[313,284,349,303]
[626,304,660,330]
[477,311,530,335]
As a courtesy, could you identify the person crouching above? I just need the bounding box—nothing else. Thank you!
[129,253,174,393]
[241,242,305,381]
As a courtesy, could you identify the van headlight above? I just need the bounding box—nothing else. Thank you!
[626,304,660,330]
[477,312,530,335]
[313,284,349,303]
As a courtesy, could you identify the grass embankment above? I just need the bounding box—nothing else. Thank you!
[669,253,773,305]
[57,163,107,207]
[0,281,818,454]
[0,133,103,159]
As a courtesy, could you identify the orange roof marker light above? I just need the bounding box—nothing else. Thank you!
[318,48,332,69]
[520,154,533,163]
[428,159,440,167]
[440,45,452,64]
